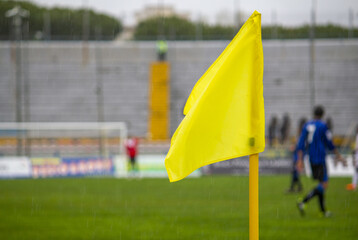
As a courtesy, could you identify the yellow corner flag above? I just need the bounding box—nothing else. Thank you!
[165,10,265,182]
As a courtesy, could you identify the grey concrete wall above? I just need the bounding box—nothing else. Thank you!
[263,40,358,137]
[0,40,357,137]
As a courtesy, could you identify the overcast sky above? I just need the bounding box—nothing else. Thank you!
[31,0,358,27]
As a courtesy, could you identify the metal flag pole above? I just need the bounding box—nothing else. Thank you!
[249,153,259,240]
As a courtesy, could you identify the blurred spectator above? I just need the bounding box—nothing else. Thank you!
[156,40,168,61]
[326,116,333,132]
[268,116,278,147]
[280,113,291,145]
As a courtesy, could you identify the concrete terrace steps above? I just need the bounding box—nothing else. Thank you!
[0,40,357,137]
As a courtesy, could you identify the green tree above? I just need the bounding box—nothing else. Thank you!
[134,16,196,40]
[261,24,358,39]
[200,24,236,40]
[134,16,358,41]
[134,16,238,40]
[0,0,122,40]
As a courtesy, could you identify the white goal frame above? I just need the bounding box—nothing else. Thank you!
[0,122,128,158]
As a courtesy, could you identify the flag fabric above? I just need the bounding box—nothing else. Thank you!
[165,11,265,182]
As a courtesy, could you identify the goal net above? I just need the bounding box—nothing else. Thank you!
[0,122,127,158]
[0,122,127,178]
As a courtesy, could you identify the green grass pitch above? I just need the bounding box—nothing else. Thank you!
[0,175,357,240]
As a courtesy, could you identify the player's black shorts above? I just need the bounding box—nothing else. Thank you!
[310,164,328,182]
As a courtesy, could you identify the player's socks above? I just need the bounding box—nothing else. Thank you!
[302,188,319,203]
[287,174,297,193]
[316,185,325,212]
[296,181,303,192]
[286,180,295,193]
[303,183,324,203]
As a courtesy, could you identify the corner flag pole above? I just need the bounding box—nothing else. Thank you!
[249,153,259,240]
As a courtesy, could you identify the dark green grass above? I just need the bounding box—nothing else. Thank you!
[0,175,357,240]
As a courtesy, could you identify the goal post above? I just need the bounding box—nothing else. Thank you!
[0,122,127,159]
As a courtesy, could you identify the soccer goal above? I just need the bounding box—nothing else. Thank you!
[0,122,127,158]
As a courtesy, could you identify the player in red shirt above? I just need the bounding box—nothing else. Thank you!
[125,137,138,172]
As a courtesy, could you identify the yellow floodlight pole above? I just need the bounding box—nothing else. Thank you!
[249,153,259,240]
